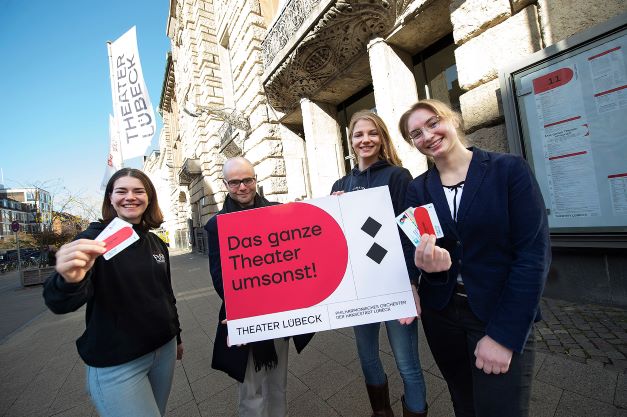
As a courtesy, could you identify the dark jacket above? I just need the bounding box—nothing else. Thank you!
[332,160,417,281]
[405,147,551,353]
[331,160,412,216]
[205,195,313,382]
[43,222,181,367]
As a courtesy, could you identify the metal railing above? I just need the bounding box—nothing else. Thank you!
[261,0,320,68]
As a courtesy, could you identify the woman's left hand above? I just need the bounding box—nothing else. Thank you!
[176,343,184,360]
[414,234,451,273]
[474,335,513,374]
[398,285,421,325]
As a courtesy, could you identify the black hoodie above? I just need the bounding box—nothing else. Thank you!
[331,160,412,215]
[331,160,419,283]
[43,222,181,367]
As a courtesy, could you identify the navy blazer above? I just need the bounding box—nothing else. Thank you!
[405,147,551,353]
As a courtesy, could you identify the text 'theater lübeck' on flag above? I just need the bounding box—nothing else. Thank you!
[101,26,156,189]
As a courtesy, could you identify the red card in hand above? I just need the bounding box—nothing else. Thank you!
[412,206,436,235]
[103,226,134,252]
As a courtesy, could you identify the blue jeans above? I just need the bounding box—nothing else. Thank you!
[354,320,427,413]
[86,338,176,417]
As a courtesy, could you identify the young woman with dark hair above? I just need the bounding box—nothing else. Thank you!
[44,168,183,417]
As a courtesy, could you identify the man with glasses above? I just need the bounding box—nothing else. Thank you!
[204,157,312,417]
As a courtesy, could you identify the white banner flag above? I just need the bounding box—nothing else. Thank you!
[108,26,156,159]
[101,115,123,190]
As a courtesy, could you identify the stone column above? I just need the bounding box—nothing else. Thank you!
[300,98,346,197]
[368,37,427,177]
[280,125,311,201]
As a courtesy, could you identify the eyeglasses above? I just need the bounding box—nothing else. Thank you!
[225,177,256,189]
[408,116,441,142]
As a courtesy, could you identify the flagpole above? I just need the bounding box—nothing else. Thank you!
[107,41,124,167]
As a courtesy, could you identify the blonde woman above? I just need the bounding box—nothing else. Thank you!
[399,100,550,417]
[332,111,427,417]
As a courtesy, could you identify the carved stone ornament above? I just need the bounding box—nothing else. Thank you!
[263,0,411,113]
[177,158,202,186]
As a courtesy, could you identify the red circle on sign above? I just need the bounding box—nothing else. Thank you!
[11,221,20,233]
[219,202,348,319]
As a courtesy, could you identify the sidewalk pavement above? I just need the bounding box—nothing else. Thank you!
[0,250,625,417]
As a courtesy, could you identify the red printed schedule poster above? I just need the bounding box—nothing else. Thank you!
[532,65,602,219]
[218,187,417,344]
[517,33,627,231]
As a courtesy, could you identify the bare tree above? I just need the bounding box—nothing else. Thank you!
[1,179,101,262]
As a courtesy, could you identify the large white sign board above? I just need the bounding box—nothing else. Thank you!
[217,187,417,345]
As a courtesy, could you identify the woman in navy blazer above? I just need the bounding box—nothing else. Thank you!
[398,99,551,417]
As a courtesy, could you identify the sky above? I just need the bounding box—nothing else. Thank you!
[0,1,171,218]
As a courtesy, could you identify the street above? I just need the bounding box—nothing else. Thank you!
[0,250,624,416]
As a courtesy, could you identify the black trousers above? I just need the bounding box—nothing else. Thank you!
[421,294,535,417]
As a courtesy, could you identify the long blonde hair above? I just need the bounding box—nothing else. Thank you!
[348,111,403,167]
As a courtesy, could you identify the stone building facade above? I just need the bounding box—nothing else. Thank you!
[152,0,626,305]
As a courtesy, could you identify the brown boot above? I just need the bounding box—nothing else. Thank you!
[365,378,394,417]
[401,395,427,417]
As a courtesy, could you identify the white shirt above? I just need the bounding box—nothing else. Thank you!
[443,182,465,286]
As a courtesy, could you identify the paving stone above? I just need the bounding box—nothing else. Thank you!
[286,371,309,404]
[307,329,358,366]
[534,351,547,377]
[287,389,341,417]
[537,355,617,403]
[590,355,611,364]
[49,402,95,417]
[190,370,236,404]
[608,351,627,360]
[287,345,330,377]
[423,371,448,406]
[554,390,618,417]
[181,356,213,383]
[424,389,455,417]
[166,399,201,417]
[326,380,373,417]
[47,388,90,415]
[567,348,588,358]
[529,379,562,417]
[197,387,238,417]
[609,359,627,370]
[167,382,195,412]
[299,360,359,400]
[617,374,627,408]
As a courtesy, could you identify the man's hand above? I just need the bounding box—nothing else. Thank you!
[474,335,513,374]
[55,239,106,283]
[414,234,451,273]
[398,285,421,325]
[176,343,184,360]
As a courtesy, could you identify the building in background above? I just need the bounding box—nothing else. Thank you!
[51,212,89,237]
[152,0,626,306]
[144,148,182,248]
[0,187,52,234]
[0,198,36,240]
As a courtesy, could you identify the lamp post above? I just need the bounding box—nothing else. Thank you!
[10,220,20,273]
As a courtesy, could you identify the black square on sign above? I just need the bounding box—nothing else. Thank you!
[366,243,388,264]
[361,217,382,238]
